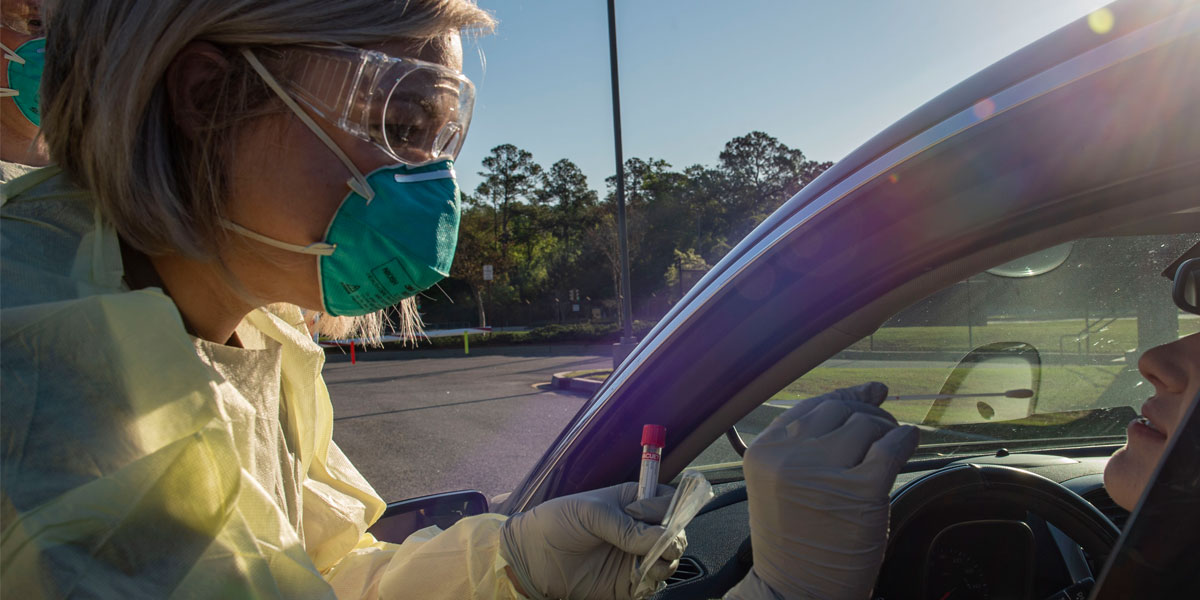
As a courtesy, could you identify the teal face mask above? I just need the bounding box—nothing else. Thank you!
[319,160,460,316]
[2,37,46,127]
[225,160,461,317]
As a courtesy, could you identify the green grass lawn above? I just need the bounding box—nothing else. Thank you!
[770,364,1127,425]
[564,317,1188,433]
[794,316,1190,426]
[847,317,1199,354]
[569,361,1134,426]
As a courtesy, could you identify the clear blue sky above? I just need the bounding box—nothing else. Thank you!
[456,0,1112,196]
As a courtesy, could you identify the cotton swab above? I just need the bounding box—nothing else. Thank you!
[886,388,1034,402]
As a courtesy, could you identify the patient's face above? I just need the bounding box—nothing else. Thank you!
[1104,332,1200,511]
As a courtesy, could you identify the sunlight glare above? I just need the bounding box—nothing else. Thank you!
[1088,8,1115,35]
[972,97,997,120]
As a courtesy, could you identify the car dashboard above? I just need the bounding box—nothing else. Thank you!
[656,449,1126,600]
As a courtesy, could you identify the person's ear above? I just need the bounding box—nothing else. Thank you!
[166,41,230,140]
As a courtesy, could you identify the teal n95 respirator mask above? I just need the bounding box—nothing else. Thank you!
[2,37,46,126]
[230,46,469,317]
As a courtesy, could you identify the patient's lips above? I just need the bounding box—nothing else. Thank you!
[1140,394,1183,437]
[1129,398,1169,444]
[1134,415,1158,432]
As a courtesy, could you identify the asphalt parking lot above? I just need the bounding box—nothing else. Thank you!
[324,346,997,506]
[325,344,610,504]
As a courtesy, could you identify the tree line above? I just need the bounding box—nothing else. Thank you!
[427,131,832,328]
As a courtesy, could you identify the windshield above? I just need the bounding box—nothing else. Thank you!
[691,233,1200,469]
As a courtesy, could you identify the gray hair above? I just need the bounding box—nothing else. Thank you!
[39,0,494,344]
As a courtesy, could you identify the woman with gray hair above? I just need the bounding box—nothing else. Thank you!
[0,1,683,598]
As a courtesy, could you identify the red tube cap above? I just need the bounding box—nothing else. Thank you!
[641,424,666,448]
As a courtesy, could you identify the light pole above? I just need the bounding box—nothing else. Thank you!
[607,0,637,368]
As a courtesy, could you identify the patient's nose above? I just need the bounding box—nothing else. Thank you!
[1138,337,1191,396]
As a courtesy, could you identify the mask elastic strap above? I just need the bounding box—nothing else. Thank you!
[1,43,21,97]
[222,220,336,256]
[240,47,374,202]
[1,43,24,64]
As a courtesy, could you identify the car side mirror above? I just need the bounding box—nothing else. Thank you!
[921,341,1042,426]
[367,489,489,544]
[1172,257,1199,314]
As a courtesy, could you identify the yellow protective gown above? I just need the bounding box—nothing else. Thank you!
[0,159,38,183]
[0,167,524,599]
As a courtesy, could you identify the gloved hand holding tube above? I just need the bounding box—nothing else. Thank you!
[725,382,919,600]
[499,482,686,600]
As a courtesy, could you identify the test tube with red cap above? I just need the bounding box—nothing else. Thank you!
[637,424,667,500]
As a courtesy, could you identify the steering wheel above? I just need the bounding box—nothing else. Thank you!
[873,464,1120,598]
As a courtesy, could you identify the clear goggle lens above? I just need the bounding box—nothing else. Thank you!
[263,46,474,165]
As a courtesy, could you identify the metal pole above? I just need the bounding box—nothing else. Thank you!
[966,277,973,349]
[608,0,635,345]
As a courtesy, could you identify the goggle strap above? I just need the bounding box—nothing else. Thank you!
[240,47,374,203]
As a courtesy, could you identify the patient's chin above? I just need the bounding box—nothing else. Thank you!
[1104,445,1154,513]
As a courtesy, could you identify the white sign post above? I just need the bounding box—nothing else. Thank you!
[483,265,493,281]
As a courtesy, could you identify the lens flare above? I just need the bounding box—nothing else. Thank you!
[972,97,996,119]
[1088,8,1115,35]
[888,173,900,184]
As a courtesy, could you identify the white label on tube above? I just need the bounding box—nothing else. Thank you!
[637,446,661,500]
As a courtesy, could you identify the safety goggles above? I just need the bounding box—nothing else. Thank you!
[254,45,474,165]
[1172,257,1199,316]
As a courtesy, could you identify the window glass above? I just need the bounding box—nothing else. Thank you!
[691,233,1200,468]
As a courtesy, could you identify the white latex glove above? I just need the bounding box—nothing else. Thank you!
[725,382,919,600]
[500,482,686,600]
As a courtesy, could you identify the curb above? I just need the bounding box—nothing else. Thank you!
[550,371,604,394]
